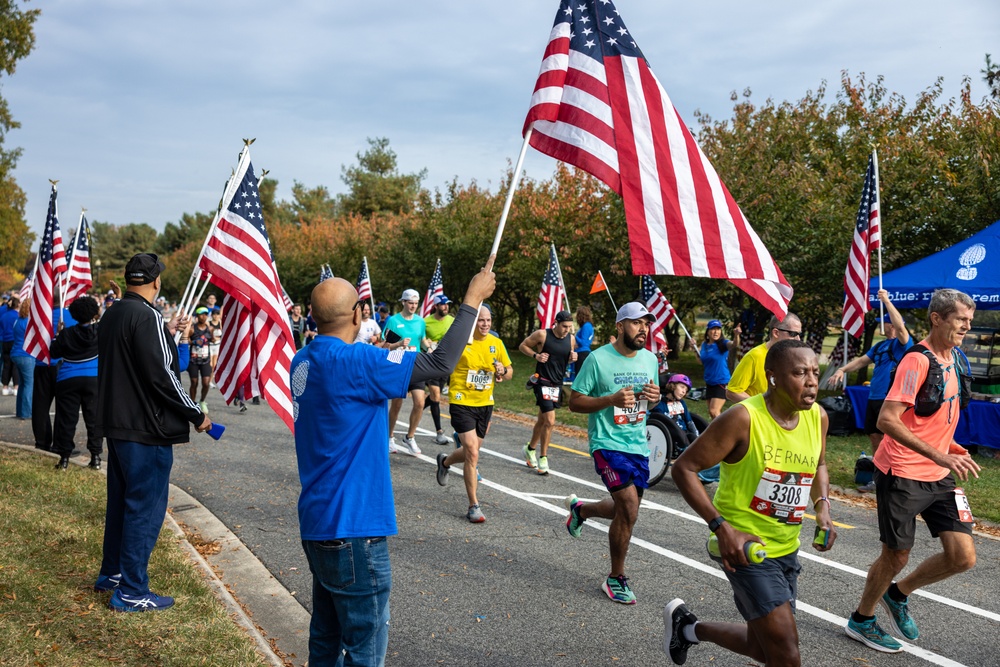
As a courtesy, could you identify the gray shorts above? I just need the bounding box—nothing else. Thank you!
[723,551,800,621]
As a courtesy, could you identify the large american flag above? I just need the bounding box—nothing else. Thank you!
[523,0,792,318]
[64,213,93,303]
[198,148,296,432]
[536,245,566,329]
[420,259,444,318]
[842,153,881,338]
[24,184,67,363]
[640,275,676,355]
[18,269,33,302]
[356,257,372,302]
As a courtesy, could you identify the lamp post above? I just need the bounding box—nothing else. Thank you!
[94,258,102,291]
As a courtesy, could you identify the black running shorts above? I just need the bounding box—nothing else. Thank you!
[875,469,973,550]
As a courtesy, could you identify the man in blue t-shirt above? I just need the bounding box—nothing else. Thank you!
[291,267,495,667]
[383,288,429,455]
[828,290,911,488]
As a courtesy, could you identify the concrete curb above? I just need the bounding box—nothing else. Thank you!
[1,442,307,666]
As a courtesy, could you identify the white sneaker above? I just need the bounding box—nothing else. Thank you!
[1,387,8,396]
[434,432,451,445]
[389,437,400,453]
[401,436,421,456]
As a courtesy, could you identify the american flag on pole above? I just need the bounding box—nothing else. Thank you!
[640,275,676,355]
[198,148,296,432]
[356,257,372,302]
[64,213,93,303]
[281,286,294,311]
[536,245,566,329]
[23,184,68,363]
[842,153,881,338]
[523,0,792,318]
[18,269,33,302]
[319,264,334,282]
[420,259,444,318]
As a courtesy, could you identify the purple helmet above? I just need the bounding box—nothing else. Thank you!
[667,373,692,389]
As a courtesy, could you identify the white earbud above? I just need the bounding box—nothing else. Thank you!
[770,377,776,386]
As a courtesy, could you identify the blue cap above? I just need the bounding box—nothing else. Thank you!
[707,319,723,330]
[434,294,452,305]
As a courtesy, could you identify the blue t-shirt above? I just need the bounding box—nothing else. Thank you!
[11,308,75,364]
[575,321,594,353]
[572,344,659,456]
[291,335,416,540]
[382,312,426,351]
[0,308,18,342]
[699,340,732,386]
[866,336,914,400]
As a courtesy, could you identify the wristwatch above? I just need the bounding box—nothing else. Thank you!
[708,516,726,533]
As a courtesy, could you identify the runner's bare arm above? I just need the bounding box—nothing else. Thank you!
[518,330,546,361]
[878,400,981,480]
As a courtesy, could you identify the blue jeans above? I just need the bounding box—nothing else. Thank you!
[99,439,173,596]
[302,537,391,667]
[11,356,34,419]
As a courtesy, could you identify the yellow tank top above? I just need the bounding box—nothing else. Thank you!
[712,394,822,557]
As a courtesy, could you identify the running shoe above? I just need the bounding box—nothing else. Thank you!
[401,436,421,456]
[845,616,904,653]
[467,504,485,523]
[664,598,697,664]
[523,444,538,468]
[436,453,449,486]
[108,589,175,612]
[537,456,550,475]
[879,591,919,640]
[389,437,400,453]
[602,574,636,605]
[453,432,462,449]
[239,402,247,413]
[434,432,451,445]
[857,480,876,493]
[1,386,8,396]
[564,495,585,538]
[93,573,122,592]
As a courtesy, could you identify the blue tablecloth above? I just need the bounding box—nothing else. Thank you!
[843,385,1000,450]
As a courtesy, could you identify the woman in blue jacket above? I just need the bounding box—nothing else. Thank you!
[697,319,740,419]
[572,306,594,379]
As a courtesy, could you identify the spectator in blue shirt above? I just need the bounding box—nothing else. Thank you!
[291,267,494,667]
[31,306,76,451]
[50,297,102,470]
[698,319,741,419]
[1,296,21,394]
[572,306,594,380]
[10,299,34,419]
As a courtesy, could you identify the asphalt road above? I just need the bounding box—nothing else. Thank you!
[3,391,999,666]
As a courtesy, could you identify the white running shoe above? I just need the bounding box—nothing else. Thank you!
[389,437,400,453]
[1,386,9,396]
[434,432,451,445]
[401,436,421,456]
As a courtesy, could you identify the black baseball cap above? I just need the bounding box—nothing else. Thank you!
[124,253,165,286]
[555,310,573,323]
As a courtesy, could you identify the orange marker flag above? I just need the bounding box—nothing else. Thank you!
[590,271,607,294]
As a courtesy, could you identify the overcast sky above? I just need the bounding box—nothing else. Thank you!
[7,0,998,241]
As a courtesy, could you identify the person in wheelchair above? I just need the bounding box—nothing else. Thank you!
[652,373,718,483]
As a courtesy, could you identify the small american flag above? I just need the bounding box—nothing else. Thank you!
[420,259,444,318]
[842,153,880,338]
[523,0,792,318]
[640,275,675,355]
[281,286,294,311]
[24,184,67,363]
[319,264,334,282]
[64,213,93,303]
[198,148,296,432]
[536,245,566,329]
[356,257,372,302]
[18,269,33,302]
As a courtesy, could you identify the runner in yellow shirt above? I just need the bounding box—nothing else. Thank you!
[435,306,512,523]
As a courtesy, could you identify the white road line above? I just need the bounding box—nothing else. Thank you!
[415,449,967,667]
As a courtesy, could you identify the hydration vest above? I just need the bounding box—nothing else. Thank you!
[891,343,971,417]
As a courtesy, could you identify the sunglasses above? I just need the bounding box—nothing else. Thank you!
[776,328,802,338]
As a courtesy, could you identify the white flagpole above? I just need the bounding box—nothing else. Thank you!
[600,271,619,314]
[62,210,84,301]
[486,127,533,265]
[873,147,885,335]
[843,329,849,390]
[673,312,696,352]
[552,243,572,314]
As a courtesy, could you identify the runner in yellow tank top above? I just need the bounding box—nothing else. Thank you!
[665,340,836,667]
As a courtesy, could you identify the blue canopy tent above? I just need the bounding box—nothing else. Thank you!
[868,219,1000,309]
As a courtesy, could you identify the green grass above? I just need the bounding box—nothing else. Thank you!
[0,447,268,667]
[492,347,1000,524]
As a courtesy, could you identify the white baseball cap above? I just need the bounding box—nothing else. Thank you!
[400,289,420,302]
[616,302,656,323]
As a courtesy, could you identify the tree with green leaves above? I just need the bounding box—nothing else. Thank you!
[0,0,40,278]
[338,137,427,217]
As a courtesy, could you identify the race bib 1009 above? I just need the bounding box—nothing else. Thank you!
[750,468,814,525]
[466,369,493,391]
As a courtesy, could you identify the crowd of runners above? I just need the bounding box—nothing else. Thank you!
[3,261,983,667]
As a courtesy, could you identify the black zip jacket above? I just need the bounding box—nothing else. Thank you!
[50,321,98,363]
[96,292,204,445]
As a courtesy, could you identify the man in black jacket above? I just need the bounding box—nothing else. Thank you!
[95,253,211,612]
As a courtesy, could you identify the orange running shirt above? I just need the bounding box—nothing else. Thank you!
[873,339,960,482]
